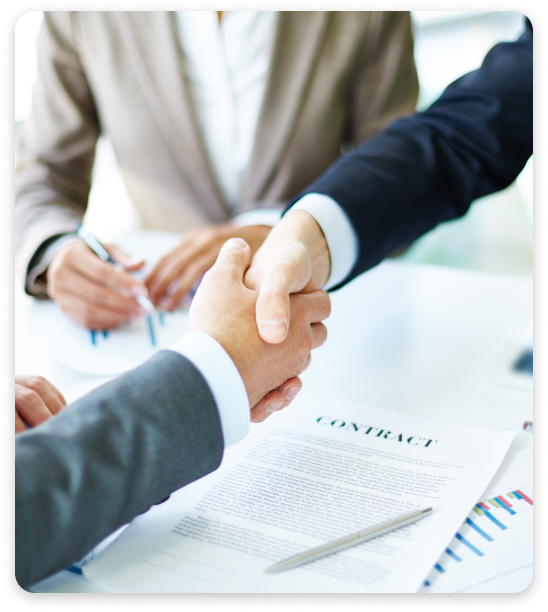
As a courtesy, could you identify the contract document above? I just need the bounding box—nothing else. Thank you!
[85,394,517,593]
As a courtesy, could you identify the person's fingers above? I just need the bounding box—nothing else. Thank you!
[16,376,65,415]
[159,252,216,310]
[250,378,302,423]
[15,410,28,434]
[146,246,200,304]
[292,289,332,323]
[14,384,53,428]
[55,269,145,317]
[58,293,135,330]
[68,245,147,298]
[310,322,328,350]
[104,244,146,272]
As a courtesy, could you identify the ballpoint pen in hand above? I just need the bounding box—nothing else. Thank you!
[76,225,155,314]
[264,507,433,573]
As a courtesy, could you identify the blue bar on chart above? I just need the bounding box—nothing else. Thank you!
[495,496,516,515]
[445,548,462,562]
[147,315,156,346]
[455,533,484,557]
[465,517,494,542]
[91,330,97,345]
[435,564,445,573]
[482,509,507,530]
[424,580,430,586]
[158,311,165,326]
[103,330,109,339]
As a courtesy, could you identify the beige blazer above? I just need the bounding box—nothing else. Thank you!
[15,11,418,293]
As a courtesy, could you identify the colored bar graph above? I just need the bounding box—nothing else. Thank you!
[515,490,533,505]
[91,330,97,345]
[495,496,516,515]
[497,495,512,508]
[445,548,462,562]
[482,509,507,530]
[455,533,484,557]
[473,506,484,516]
[478,502,490,510]
[435,563,445,573]
[147,315,156,346]
[465,518,494,542]
[488,498,501,508]
[508,491,517,499]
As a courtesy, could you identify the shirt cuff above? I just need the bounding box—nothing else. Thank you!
[26,234,82,296]
[231,208,283,228]
[170,331,250,447]
[291,194,359,290]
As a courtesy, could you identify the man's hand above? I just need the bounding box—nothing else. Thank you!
[47,241,148,330]
[244,209,331,344]
[15,375,67,434]
[145,223,271,310]
[190,237,330,422]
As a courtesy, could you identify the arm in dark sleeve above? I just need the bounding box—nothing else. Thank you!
[290,20,533,289]
[15,350,224,590]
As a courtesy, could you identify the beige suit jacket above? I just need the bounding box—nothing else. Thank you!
[15,11,418,294]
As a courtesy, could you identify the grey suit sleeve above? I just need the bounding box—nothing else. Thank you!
[15,350,224,590]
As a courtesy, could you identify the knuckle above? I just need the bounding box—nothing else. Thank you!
[19,388,38,405]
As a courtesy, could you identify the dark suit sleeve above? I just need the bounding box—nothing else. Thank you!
[15,350,224,590]
[289,19,533,289]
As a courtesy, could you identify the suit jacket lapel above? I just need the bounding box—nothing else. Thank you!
[241,12,331,205]
[116,12,229,222]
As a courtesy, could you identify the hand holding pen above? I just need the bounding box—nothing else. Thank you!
[47,226,152,330]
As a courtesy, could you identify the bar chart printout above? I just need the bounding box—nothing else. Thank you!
[420,448,532,593]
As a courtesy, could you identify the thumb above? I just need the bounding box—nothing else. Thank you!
[213,238,251,281]
[255,266,294,344]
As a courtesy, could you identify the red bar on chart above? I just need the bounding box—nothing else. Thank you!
[515,490,533,505]
[479,502,490,510]
[497,496,512,508]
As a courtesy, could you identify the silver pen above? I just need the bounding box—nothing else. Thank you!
[77,225,155,313]
[264,507,432,573]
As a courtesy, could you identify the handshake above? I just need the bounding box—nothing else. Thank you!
[16,210,332,431]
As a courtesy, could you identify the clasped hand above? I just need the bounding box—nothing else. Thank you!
[190,237,330,422]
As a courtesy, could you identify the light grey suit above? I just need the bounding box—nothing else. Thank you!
[15,350,225,590]
[15,11,418,296]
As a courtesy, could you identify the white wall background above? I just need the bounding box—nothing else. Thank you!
[14,11,533,276]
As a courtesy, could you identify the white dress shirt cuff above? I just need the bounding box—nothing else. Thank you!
[26,234,82,295]
[170,331,250,447]
[291,193,359,290]
[231,208,283,228]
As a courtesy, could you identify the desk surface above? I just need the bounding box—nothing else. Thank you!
[17,233,533,593]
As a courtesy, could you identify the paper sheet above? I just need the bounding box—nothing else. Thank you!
[85,394,517,593]
[47,307,189,376]
[420,447,532,593]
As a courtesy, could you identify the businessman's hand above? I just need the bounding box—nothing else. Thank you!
[47,241,148,330]
[145,223,271,310]
[190,237,330,421]
[15,375,67,434]
[244,209,331,344]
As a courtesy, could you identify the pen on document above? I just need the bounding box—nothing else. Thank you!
[264,507,433,573]
[76,225,155,314]
[522,421,533,434]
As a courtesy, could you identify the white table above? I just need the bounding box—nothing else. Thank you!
[16,232,533,592]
